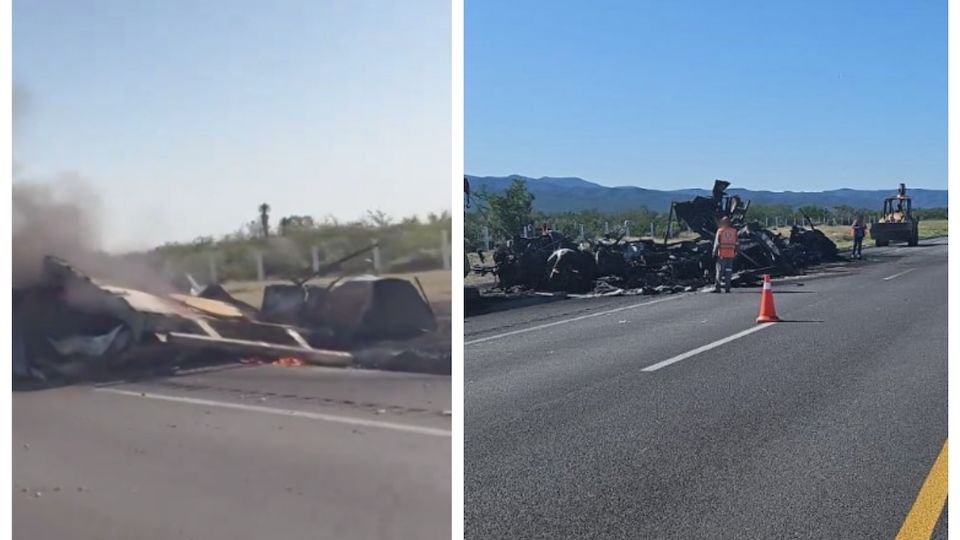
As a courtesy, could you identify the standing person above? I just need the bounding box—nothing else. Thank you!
[713,216,738,293]
[851,215,866,259]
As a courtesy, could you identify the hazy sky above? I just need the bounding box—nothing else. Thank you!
[14,0,451,251]
[466,0,946,192]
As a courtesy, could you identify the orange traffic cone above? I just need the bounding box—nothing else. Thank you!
[756,274,781,323]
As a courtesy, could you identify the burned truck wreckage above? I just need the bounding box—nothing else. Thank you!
[14,256,447,384]
[473,181,841,296]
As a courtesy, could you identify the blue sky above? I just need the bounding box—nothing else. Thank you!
[14,0,450,250]
[466,0,946,192]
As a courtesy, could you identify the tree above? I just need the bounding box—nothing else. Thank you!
[366,209,394,228]
[479,179,535,239]
[915,207,948,220]
[278,215,315,235]
[258,203,271,238]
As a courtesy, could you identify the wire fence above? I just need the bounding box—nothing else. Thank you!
[159,229,451,285]
[468,215,872,251]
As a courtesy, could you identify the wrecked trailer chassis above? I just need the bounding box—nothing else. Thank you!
[469,180,840,298]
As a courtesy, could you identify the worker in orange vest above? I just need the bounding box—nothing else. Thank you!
[713,216,738,293]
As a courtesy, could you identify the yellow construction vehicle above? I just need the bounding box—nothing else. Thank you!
[870,183,919,247]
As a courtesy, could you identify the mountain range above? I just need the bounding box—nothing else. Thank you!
[465,175,948,213]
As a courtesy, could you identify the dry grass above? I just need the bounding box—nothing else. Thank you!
[919,219,949,239]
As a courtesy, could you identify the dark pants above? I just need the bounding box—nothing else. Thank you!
[853,236,864,258]
[715,258,733,292]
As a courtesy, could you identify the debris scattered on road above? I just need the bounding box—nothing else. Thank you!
[470,180,841,298]
[14,256,449,383]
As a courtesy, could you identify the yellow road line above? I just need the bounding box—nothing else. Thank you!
[895,440,948,540]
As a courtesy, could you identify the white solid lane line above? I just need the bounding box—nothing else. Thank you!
[465,295,686,346]
[94,387,451,437]
[641,323,776,372]
[882,268,916,281]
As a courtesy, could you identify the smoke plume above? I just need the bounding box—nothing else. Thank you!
[13,173,104,287]
[13,81,179,293]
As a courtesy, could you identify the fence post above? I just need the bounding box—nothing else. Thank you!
[482,226,490,250]
[650,222,655,238]
[163,259,174,282]
[311,245,321,272]
[579,223,585,241]
[441,230,451,270]
[208,253,218,284]
[253,251,265,281]
[604,221,609,234]
[371,239,382,274]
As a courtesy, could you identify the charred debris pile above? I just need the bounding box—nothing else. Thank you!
[14,254,447,385]
[472,181,841,296]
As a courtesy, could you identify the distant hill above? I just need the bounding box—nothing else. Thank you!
[465,175,948,213]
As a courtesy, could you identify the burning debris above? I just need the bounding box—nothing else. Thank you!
[472,180,842,296]
[14,256,446,384]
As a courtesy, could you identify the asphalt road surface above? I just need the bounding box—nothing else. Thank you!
[465,238,948,539]
[14,364,451,540]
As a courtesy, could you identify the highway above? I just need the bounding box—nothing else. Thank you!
[465,238,948,539]
[14,364,451,540]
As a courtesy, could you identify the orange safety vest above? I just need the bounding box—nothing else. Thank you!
[717,226,737,259]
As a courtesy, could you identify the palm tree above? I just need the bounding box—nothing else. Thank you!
[258,203,271,238]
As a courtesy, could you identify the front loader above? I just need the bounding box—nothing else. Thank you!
[870,183,919,247]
